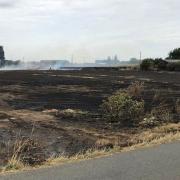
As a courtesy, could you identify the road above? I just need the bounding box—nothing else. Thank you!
[1,142,180,180]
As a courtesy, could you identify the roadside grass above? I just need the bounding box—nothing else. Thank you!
[4,157,25,172]
[1,138,27,173]
[1,123,180,174]
[46,123,180,166]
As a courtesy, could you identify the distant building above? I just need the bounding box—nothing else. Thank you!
[129,58,140,64]
[95,56,120,66]
[40,60,69,65]
[114,55,118,61]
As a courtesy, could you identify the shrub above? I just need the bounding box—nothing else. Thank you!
[151,105,172,123]
[142,104,173,127]
[154,58,168,70]
[140,59,154,71]
[101,92,144,126]
[127,81,144,99]
[6,137,46,169]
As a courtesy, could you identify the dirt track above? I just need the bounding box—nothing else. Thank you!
[0,69,180,166]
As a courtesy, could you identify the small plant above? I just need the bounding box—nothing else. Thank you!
[4,137,46,171]
[101,92,144,126]
[141,116,159,127]
[56,109,88,119]
[142,104,173,127]
[151,104,172,123]
[4,138,26,171]
[5,155,24,171]
[153,90,163,103]
[127,81,144,99]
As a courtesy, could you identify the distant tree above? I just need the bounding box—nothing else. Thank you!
[140,58,154,71]
[0,46,5,61]
[167,48,180,60]
[154,58,168,70]
[0,46,5,66]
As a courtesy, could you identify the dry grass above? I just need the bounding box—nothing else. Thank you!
[0,136,46,173]
[56,109,88,119]
[43,124,180,170]
[3,157,25,172]
[126,81,144,98]
[1,123,180,174]
[46,149,109,167]
[142,104,173,127]
[44,123,180,168]
[1,138,27,172]
[124,126,180,152]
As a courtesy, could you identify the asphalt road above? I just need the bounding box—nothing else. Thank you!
[1,142,180,180]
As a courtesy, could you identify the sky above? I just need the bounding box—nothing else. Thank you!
[0,0,180,62]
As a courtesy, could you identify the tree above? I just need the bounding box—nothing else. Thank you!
[0,46,5,60]
[154,58,168,70]
[140,58,154,71]
[0,46,5,66]
[167,48,180,60]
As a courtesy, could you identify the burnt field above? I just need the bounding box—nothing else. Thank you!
[0,69,180,111]
[0,69,180,167]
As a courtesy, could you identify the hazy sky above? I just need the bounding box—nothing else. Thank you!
[0,0,180,62]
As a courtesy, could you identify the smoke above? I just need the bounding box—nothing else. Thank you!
[0,61,67,70]
[0,0,18,8]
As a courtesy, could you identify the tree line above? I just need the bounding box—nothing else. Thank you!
[140,48,180,71]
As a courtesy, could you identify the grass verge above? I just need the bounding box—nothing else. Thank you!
[1,123,180,174]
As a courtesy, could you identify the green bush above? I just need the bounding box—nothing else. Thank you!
[140,59,154,71]
[101,92,144,126]
[154,58,168,70]
[140,57,180,71]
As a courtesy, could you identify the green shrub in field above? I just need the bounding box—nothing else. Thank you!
[154,58,168,70]
[101,92,144,126]
[140,59,154,71]
[140,58,169,71]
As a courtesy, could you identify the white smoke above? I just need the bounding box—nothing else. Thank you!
[0,61,65,70]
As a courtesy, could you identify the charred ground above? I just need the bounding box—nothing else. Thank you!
[0,69,180,167]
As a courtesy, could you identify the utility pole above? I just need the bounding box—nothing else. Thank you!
[139,51,142,68]
[140,51,142,61]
